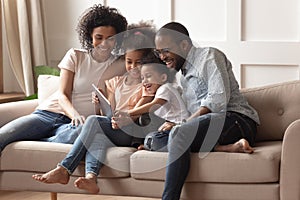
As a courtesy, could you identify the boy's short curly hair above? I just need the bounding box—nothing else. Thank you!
[76,4,128,51]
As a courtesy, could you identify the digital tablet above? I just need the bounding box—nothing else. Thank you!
[92,84,113,117]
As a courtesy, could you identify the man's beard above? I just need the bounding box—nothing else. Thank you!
[175,56,186,71]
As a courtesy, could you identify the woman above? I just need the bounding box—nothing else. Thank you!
[0,4,128,151]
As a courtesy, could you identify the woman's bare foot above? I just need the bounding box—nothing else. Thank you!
[214,139,254,154]
[32,166,69,184]
[74,173,99,194]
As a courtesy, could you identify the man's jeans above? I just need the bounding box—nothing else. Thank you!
[162,112,257,200]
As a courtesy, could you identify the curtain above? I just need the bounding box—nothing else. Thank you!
[2,0,47,96]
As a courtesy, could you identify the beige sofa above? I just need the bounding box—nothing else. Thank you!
[1,79,300,200]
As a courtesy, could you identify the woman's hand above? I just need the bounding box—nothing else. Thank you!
[158,121,176,132]
[71,114,86,126]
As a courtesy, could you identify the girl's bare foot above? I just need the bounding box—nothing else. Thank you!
[32,166,69,184]
[74,173,99,194]
[214,139,254,154]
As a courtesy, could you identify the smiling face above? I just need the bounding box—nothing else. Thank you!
[141,64,167,94]
[91,26,117,62]
[154,34,187,72]
[125,50,144,80]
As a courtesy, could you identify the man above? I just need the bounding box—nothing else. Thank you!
[154,22,260,200]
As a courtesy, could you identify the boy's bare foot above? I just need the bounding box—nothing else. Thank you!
[32,166,69,184]
[214,139,254,154]
[137,144,145,150]
[74,173,99,194]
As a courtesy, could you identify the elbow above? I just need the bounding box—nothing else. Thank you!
[57,92,70,105]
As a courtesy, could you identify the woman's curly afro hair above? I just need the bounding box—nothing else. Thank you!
[76,4,128,51]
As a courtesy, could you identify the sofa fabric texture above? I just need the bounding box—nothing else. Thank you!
[0,78,300,200]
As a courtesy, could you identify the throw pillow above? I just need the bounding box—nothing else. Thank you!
[37,75,60,104]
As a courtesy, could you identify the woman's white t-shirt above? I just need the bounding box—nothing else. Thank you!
[37,48,125,117]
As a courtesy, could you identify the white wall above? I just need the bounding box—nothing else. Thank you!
[3,0,300,92]
[42,0,103,67]
[42,0,172,68]
[172,0,300,88]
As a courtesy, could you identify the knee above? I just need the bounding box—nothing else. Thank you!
[85,115,100,125]
[86,115,110,124]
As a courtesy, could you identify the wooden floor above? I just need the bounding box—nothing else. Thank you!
[0,191,160,200]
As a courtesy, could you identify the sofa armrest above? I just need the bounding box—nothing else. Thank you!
[280,119,300,200]
[0,99,38,127]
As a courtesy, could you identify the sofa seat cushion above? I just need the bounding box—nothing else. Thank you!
[0,141,136,178]
[130,141,281,183]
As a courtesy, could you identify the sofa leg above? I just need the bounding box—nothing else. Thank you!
[50,192,57,200]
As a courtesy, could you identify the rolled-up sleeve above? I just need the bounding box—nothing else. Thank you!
[199,50,230,112]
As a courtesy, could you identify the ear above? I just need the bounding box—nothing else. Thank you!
[161,74,168,82]
[179,40,190,51]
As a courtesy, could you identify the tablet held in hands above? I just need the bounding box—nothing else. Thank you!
[92,84,113,117]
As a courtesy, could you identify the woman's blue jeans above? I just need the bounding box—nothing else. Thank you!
[162,112,257,200]
[59,115,134,175]
[0,109,77,152]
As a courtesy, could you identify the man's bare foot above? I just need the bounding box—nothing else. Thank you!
[74,173,99,194]
[32,166,69,184]
[214,139,254,154]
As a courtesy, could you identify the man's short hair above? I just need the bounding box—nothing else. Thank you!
[156,22,192,44]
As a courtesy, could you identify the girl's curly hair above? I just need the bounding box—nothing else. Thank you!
[76,4,128,52]
[121,20,156,57]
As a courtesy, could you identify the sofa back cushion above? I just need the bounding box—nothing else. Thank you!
[241,80,300,142]
[36,75,299,142]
